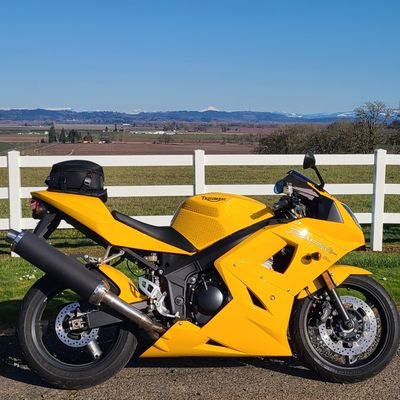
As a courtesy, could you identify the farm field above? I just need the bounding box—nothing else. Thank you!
[20,141,255,156]
[0,122,265,154]
[0,132,255,155]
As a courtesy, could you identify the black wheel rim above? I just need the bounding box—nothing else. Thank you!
[31,285,122,368]
[303,279,392,369]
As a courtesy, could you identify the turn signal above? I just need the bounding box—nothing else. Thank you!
[301,252,322,264]
[311,252,321,261]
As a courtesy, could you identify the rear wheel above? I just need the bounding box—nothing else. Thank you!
[18,276,137,389]
[292,275,399,383]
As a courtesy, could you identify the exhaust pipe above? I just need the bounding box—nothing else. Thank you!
[7,230,165,335]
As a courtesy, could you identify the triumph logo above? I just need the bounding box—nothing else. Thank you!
[286,227,337,256]
[201,196,226,202]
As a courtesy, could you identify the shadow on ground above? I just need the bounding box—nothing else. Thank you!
[0,300,21,329]
[0,333,49,388]
[0,333,320,389]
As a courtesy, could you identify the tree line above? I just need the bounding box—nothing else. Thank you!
[257,101,400,154]
[48,126,93,143]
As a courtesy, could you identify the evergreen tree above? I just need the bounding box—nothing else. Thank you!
[48,125,57,143]
[68,129,74,143]
[59,128,66,143]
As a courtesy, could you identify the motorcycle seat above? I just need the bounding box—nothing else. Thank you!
[111,210,198,253]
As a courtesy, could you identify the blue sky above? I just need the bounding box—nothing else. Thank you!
[0,0,399,113]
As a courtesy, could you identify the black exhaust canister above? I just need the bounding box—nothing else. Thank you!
[7,229,104,300]
[7,229,166,335]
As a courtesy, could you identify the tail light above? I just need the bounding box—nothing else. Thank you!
[31,199,47,219]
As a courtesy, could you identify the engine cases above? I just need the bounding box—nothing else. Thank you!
[171,192,274,249]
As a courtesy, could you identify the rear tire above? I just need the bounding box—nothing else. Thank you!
[18,276,137,389]
[292,275,399,383]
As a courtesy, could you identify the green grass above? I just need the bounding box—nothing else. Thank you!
[205,165,372,184]
[0,228,104,328]
[106,196,187,216]
[340,251,400,302]
[0,164,399,218]
[0,141,37,155]
[0,247,398,329]
[0,162,399,329]
[0,220,398,331]
[0,163,398,187]
[0,142,20,153]
[0,257,43,327]
[0,225,146,328]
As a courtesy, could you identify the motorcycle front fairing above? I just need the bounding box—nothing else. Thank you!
[141,176,368,358]
[141,210,369,358]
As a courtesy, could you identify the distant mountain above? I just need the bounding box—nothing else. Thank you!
[0,108,357,124]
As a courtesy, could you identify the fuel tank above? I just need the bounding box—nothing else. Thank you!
[171,192,274,249]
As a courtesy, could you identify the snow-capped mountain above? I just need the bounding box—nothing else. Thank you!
[0,108,359,124]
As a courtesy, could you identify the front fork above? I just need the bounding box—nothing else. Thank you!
[321,271,354,329]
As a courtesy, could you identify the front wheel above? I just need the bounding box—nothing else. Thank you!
[18,276,137,389]
[291,275,399,383]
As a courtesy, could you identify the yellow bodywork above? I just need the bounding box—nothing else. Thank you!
[297,265,372,299]
[32,191,193,254]
[171,192,274,249]
[98,264,146,304]
[32,185,368,358]
[141,215,368,358]
[32,191,273,253]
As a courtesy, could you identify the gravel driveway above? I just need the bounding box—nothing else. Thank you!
[1,333,399,400]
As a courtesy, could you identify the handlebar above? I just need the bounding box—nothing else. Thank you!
[272,196,291,212]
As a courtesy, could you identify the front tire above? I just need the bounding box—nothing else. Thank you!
[18,276,137,389]
[292,275,399,383]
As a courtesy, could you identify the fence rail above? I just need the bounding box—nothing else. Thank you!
[0,149,399,251]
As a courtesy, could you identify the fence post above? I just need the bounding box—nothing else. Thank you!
[371,149,386,251]
[8,150,22,232]
[194,149,206,194]
[8,151,22,257]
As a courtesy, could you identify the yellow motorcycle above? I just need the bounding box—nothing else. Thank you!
[6,152,399,389]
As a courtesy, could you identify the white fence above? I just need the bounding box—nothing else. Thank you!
[1,149,399,251]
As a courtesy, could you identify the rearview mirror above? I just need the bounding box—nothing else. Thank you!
[274,179,286,194]
[303,151,316,170]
